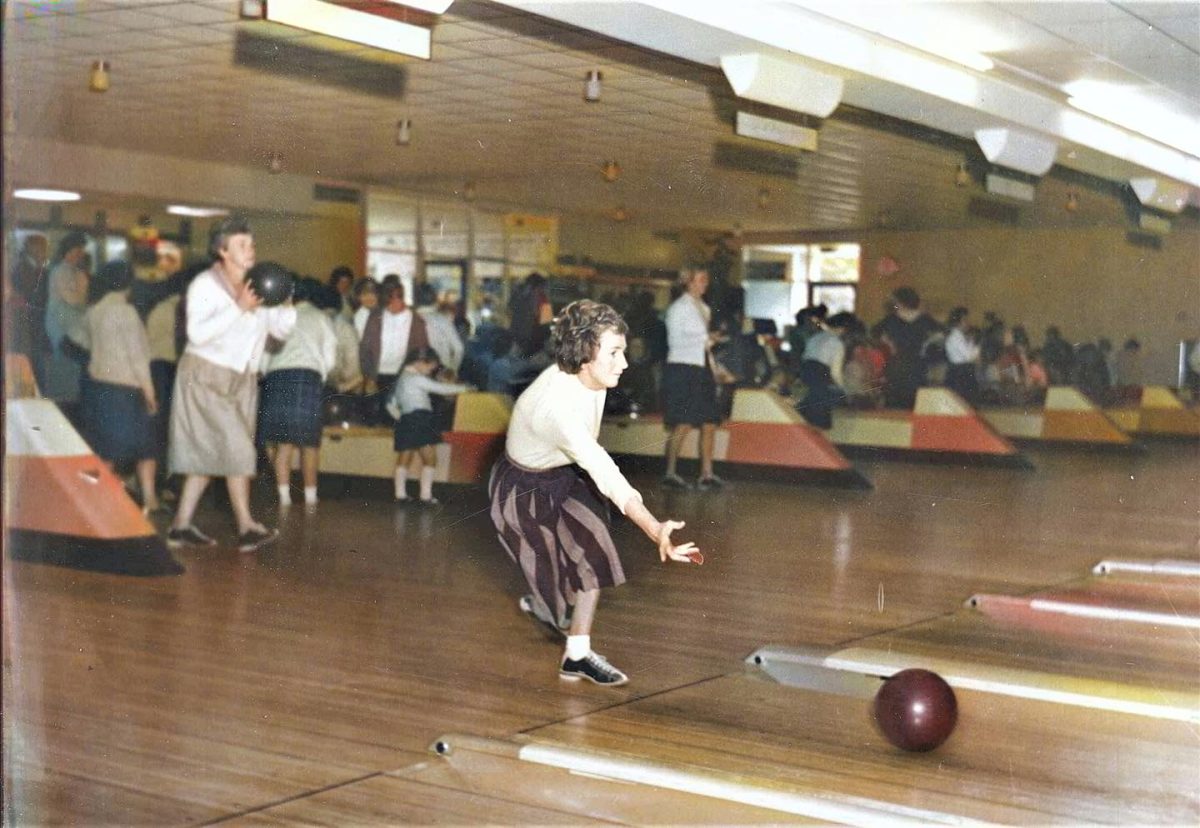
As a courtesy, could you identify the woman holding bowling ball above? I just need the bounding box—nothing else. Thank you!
[489,300,702,687]
[167,217,296,553]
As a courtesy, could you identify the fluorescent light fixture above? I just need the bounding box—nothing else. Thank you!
[1066,82,1200,158]
[975,128,1057,176]
[14,188,81,202]
[721,53,842,118]
[784,1,995,72]
[167,204,230,218]
[247,0,432,60]
[1129,178,1191,215]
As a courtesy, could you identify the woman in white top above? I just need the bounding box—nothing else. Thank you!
[42,232,90,406]
[489,300,701,687]
[944,306,980,404]
[661,267,723,489]
[167,219,296,553]
[260,277,338,507]
[71,261,162,514]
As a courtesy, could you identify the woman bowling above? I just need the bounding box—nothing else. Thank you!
[489,300,701,687]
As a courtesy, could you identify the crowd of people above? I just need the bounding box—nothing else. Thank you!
[2,224,1188,541]
[4,219,478,549]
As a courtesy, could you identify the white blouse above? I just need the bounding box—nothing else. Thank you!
[505,365,641,514]
[184,268,296,374]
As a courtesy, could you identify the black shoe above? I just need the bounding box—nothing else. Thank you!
[166,525,217,548]
[418,496,440,507]
[237,527,278,552]
[661,473,690,489]
[697,475,726,490]
[560,651,628,686]
[519,595,567,639]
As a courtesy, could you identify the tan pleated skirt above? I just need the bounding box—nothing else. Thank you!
[168,352,259,477]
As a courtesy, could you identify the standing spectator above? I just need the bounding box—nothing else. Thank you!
[167,218,296,552]
[10,232,49,313]
[944,306,980,403]
[329,265,355,320]
[42,231,91,409]
[358,280,429,424]
[415,282,464,374]
[509,272,552,356]
[9,233,50,370]
[873,286,939,409]
[70,261,162,514]
[260,278,337,507]
[387,347,470,504]
[662,267,723,489]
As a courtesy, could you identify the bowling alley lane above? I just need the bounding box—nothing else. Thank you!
[518,670,1199,824]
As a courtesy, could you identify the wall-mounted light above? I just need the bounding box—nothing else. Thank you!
[757,187,771,210]
[268,152,284,174]
[463,181,477,202]
[396,118,412,146]
[89,60,110,93]
[1065,192,1079,213]
[611,206,628,222]
[955,162,971,187]
[14,188,82,202]
[584,70,602,103]
[167,204,231,218]
[601,161,621,183]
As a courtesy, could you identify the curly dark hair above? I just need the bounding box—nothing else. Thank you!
[552,300,629,374]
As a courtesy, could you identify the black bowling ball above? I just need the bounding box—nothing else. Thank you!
[244,262,294,307]
[322,394,361,426]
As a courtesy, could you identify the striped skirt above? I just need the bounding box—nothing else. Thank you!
[488,455,626,628]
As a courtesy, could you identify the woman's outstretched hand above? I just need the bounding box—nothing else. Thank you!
[657,519,702,564]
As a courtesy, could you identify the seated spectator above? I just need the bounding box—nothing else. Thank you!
[1113,338,1143,387]
[797,312,854,429]
[486,330,529,395]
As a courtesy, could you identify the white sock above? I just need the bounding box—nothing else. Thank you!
[277,484,291,506]
[303,485,317,505]
[419,466,435,500]
[394,466,408,499]
[565,635,590,661]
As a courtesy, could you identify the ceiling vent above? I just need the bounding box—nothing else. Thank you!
[713,141,800,179]
[985,173,1036,203]
[735,112,818,151]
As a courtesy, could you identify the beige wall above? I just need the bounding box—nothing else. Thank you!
[558,218,681,271]
[850,224,1200,384]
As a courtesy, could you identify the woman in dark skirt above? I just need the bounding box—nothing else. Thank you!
[71,261,162,513]
[260,277,337,507]
[489,300,701,687]
[387,347,470,504]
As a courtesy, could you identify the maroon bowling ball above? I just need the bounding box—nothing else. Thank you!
[244,261,294,307]
[873,668,957,752]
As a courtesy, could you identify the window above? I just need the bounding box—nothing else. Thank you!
[742,242,860,334]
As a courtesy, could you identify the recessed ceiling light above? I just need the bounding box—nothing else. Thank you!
[167,205,230,218]
[14,188,81,202]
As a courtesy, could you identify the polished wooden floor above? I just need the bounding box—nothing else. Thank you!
[4,442,1199,824]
